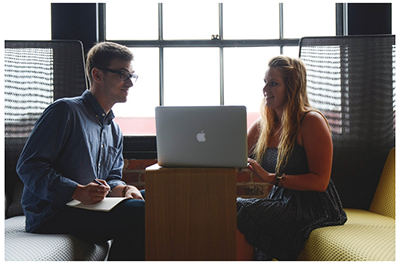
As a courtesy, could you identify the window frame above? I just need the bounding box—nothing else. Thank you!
[99,3,345,159]
[101,3,310,106]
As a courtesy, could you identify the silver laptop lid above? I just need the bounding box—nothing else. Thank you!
[155,106,248,168]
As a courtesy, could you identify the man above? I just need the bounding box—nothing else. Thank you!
[17,42,145,261]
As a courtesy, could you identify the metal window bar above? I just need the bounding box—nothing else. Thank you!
[102,3,300,106]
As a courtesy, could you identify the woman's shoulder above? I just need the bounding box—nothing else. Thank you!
[255,117,263,125]
[301,110,328,125]
[247,117,262,152]
[299,110,331,136]
[248,117,262,132]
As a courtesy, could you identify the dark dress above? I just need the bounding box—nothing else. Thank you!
[237,143,347,260]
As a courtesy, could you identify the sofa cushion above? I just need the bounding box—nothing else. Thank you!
[5,216,110,261]
[369,148,395,218]
[297,208,395,261]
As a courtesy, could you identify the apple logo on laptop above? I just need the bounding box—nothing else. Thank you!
[196,131,206,142]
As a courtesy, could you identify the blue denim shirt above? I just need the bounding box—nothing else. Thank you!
[17,90,126,232]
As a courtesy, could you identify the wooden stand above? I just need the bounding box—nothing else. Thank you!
[145,164,237,261]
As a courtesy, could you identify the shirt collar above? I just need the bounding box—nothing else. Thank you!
[82,90,115,125]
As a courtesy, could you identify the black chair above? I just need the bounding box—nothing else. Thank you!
[4,40,110,261]
[5,40,88,216]
[299,35,395,210]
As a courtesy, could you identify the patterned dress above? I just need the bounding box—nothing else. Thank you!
[237,143,347,260]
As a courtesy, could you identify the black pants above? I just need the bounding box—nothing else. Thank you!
[34,190,145,261]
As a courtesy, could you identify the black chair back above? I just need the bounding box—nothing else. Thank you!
[4,40,88,216]
[299,35,395,209]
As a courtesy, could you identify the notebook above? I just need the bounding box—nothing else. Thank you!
[67,197,130,212]
[155,106,248,168]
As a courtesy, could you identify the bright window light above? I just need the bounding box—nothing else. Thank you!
[2,2,51,40]
[163,48,220,106]
[106,2,159,40]
[106,2,340,135]
[284,2,336,38]
[223,2,279,39]
[224,47,280,109]
[224,47,281,127]
[163,3,218,40]
[112,48,159,135]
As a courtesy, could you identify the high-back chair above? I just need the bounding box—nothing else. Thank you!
[5,40,88,216]
[298,35,395,210]
[296,35,395,261]
[4,40,110,261]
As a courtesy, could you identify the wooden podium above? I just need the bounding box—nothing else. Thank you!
[145,164,237,261]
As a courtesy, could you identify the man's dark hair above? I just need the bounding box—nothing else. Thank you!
[86,42,133,85]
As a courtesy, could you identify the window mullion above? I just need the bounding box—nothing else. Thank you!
[97,3,106,42]
[159,3,164,106]
[219,3,224,105]
[219,3,224,39]
[279,3,284,54]
[343,3,348,36]
[219,48,224,105]
[158,3,163,41]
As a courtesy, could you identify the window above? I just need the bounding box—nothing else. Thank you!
[2,2,51,40]
[114,48,159,135]
[283,2,336,38]
[163,3,218,40]
[224,46,280,126]
[223,3,279,40]
[106,3,336,135]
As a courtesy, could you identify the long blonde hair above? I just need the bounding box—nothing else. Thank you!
[253,56,315,173]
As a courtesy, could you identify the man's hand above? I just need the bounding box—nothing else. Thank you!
[123,185,144,200]
[72,180,110,205]
[109,184,144,200]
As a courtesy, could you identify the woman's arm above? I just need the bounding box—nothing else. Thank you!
[248,112,333,192]
[247,118,261,157]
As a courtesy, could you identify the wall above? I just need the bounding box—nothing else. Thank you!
[348,3,391,35]
[122,159,273,198]
[51,3,98,55]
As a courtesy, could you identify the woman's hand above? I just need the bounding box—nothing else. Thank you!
[247,158,274,184]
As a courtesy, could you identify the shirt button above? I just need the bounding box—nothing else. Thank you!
[102,113,105,117]
[101,144,104,148]
[98,163,101,167]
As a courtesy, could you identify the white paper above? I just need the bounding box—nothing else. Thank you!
[67,197,130,212]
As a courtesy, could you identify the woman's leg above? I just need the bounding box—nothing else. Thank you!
[237,229,255,261]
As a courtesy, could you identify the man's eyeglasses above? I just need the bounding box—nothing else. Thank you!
[98,68,139,83]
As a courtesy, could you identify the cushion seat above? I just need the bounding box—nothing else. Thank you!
[298,148,395,261]
[5,216,110,261]
[298,207,395,261]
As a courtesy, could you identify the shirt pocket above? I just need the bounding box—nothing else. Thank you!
[100,145,120,177]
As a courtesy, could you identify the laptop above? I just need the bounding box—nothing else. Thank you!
[155,106,248,168]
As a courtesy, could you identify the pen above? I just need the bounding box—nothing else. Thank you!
[94,179,112,193]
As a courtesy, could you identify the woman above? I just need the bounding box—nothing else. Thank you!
[237,56,347,260]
